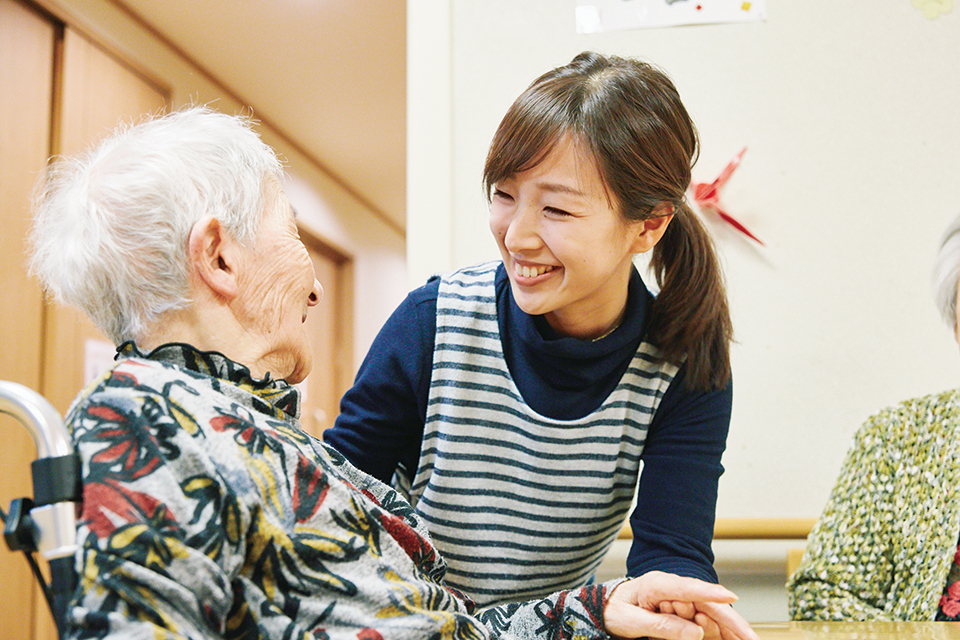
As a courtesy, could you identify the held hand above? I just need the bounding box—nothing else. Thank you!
[661,600,721,639]
[692,600,757,640]
[660,599,750,640]
[603,572,759,640]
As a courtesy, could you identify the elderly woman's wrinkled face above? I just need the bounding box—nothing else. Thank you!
[235,176,322,383]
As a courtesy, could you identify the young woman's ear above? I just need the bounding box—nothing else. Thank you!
[630,203,675,253]
[188,216,241,299]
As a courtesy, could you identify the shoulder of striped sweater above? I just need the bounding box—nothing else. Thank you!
[454,261,501,278]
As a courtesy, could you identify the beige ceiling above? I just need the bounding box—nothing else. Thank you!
[113,0,407,233]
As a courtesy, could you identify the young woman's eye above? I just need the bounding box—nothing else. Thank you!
[492,189,514,202]
[544,206,572,217]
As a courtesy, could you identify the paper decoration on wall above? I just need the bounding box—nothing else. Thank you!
[691,147,763,246]
[576,0,766,33]
[911,0,952,18]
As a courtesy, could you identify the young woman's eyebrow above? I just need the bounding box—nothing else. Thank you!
[537,182,586,197]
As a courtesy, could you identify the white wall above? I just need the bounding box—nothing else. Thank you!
[409,0,960,523]
[408,0,960,619]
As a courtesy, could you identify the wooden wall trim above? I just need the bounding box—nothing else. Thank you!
[618,517,818,541]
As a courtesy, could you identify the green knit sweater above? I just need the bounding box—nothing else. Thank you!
[789,389,960,620]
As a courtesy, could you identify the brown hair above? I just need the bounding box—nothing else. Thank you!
[483,51,732,390]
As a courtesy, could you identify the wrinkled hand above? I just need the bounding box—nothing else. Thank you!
[603,572,759,640]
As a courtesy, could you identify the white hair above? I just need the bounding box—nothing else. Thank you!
[29,106,282,344]
[933,211,960,327]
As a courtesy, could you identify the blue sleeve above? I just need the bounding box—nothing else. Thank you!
[626,365,731,583]
[323,280,438,484]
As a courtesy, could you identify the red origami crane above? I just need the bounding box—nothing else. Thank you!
[691,147,763,246]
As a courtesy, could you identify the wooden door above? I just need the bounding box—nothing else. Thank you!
[41,27,168,415]
[0,2,56,638]
[297,235,353,440]
[0,16,167,638]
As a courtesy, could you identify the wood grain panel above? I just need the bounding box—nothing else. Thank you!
[0,1,55,637]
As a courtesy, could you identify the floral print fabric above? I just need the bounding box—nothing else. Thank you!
[66,342,613,639]
[937,542,960,619]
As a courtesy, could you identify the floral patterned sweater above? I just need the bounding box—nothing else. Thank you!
[788,389,960,621]
[66,343,616,639]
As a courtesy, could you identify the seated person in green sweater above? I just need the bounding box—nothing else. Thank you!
[29,106,758,640]
[788,212,960,621]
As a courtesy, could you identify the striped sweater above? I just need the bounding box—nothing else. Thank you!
[327,261,731,605]
[407,262,678,604]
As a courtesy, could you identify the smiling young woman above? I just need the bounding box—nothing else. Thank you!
[487,134,673,341]
[325,51,734,609]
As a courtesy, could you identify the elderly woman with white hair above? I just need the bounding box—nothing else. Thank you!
[30,107,758,640]
[788,214,960,621]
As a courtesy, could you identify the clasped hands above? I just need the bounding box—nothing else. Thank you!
[603,571,759,640]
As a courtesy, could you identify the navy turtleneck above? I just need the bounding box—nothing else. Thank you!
[498,263,650,420]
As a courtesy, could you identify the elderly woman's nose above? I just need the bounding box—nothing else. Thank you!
[308,279,323,306]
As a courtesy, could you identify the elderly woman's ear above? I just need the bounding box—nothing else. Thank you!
[188,216,242,300]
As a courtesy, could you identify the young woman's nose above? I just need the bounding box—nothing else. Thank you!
[503,206,541,253]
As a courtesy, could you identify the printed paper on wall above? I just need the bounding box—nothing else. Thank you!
[576,0,767,33]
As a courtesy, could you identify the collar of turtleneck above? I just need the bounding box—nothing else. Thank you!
[116,341,301,419]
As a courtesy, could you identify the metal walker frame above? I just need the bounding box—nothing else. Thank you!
[1,381,81,639]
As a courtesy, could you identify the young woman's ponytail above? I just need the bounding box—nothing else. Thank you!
[649,204,732,390]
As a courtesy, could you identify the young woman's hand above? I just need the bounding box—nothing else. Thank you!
[603,571,759,640]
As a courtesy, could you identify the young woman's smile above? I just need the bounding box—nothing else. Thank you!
[511,260,558,283]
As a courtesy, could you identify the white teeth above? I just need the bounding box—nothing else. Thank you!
[515,264,555,278]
